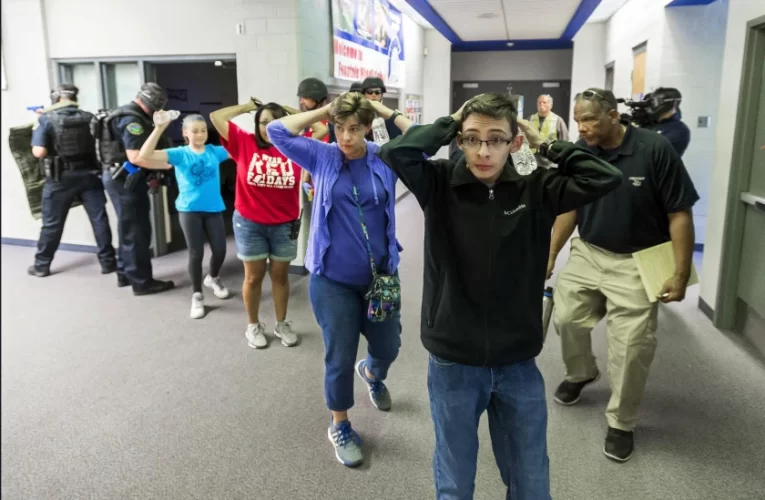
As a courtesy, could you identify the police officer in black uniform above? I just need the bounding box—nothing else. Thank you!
[101,83,174,296]
[642,87,691,156]
[28,84,117,277]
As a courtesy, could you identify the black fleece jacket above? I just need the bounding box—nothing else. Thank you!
[377,117,623,367]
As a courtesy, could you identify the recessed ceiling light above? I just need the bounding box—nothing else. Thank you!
[214,60,223,67]
[477,12,497,19]
[506,42,514,47]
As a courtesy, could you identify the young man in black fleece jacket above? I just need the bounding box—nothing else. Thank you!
[377,92,623,500]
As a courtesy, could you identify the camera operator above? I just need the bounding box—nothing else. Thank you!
[621,88,690,157]
[642,88,690,156]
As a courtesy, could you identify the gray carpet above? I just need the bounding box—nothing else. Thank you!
[2,194,764,500]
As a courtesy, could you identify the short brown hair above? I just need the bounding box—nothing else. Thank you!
[328,92,376,127]
[461,92,518,137]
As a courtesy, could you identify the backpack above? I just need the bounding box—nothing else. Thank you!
[90,107,148,166]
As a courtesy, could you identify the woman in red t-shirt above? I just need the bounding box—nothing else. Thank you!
[210,100,327,350]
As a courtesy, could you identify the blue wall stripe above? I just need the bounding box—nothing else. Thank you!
[405,0,602,52]
[403,0,461,43]
[1,237,98,254]
[665,0,717,7]
[452,39,574,52]
[561,0,604,40]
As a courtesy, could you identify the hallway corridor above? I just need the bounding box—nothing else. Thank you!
[2,194,764,500]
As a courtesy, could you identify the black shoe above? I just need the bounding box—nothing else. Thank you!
[117,274,130,288]
[604,427,634,462]
[133,279,175,296]
[101,263,117,274]
[27,265,51,278]
[554,372,600,405]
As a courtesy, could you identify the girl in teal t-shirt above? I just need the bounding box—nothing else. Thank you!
[137,112,232,319]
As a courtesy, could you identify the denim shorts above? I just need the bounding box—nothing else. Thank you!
[232,210,298,262]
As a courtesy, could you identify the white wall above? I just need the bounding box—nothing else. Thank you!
[574,0,728,246]
[604,0,668,100]
[451,49,573,82]
[423,29,452,159]
[701,0,765,310]
[569,22,607,142]
[1,0,56,243]
[660,0,729,246]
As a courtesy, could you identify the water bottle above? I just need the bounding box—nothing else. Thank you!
[542,286,554,343]
[154,109,180,126]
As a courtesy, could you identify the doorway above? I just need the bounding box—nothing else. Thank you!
[452,80,572,123]
[632,43,647,100]
[715,16,765,357]
[151,60,239,254]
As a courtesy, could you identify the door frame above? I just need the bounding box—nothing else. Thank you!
[714,15,765,329]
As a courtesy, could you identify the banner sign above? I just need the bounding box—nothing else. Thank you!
[331,0,406,88]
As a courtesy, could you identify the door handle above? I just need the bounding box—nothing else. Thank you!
[740,192,765,211]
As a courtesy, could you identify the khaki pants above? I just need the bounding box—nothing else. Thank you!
[553,238,658,431]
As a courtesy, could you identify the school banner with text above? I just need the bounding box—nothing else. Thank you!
[331,0,406,88]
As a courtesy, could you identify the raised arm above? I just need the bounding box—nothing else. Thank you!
[282,104,329,140]
[535,141,623,215]
[368,100,414,134]
[136,111,175,168]
[377,115,459,207]
[210,98,260,141]
[266,105,332,174]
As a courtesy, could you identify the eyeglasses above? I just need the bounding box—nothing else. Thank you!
[458,135,512,151]
[365,90,383,96]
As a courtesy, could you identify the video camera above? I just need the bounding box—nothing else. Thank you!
[616,88,682,128]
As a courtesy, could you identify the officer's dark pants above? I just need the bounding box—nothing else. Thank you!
[35,170,116,271]
[102,169,154,289]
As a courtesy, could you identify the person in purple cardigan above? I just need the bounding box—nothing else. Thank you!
[267,92,413,468]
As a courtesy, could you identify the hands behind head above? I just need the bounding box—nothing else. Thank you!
[250,97,263,109]
[516,119,544,148]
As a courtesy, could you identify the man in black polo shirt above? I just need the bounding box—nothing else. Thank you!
[547,88,699,463]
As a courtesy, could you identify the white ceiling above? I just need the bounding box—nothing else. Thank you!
[586,0,631,23]
[427,0,582,41]
[389,0,434,29]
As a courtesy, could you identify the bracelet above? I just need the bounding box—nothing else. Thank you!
[390,110,402,121]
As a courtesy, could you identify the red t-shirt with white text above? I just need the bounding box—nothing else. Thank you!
[221,122,302,225]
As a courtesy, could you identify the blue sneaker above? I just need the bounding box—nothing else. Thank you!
[328,419,363,467]
[355,359,392,411]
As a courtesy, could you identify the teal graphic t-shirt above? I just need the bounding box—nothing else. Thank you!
[165,145,229,213]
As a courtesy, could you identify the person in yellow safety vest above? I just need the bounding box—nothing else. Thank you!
[529,94,569,168]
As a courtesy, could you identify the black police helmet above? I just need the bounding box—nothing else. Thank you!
[297,78,328,102]
[349,81,363,93]
[362,77,386,94]
[137,83,168,113]
[50,83,79,104]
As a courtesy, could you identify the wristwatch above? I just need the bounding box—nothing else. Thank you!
[538,138,556,159]
[390,109,402,121]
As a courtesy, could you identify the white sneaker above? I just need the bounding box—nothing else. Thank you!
[204,275,231,299]
[245,323,268,349]
[190,292,205,319]
[274,320,298,347]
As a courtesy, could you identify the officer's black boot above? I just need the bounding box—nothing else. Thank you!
[27,265,51,278]
[117,273,130,288]
[133,279,174,296]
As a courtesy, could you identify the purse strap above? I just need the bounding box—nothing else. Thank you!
[351,183,379,279]
[346,160,378,279]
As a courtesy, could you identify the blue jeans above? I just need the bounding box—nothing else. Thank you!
[428,355,551,500]
[309,273,402,411]
[232,210,297,262]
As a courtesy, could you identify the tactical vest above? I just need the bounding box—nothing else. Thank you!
[529,113,559,154]
[48,109,98,170]
[91,105,153,166]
